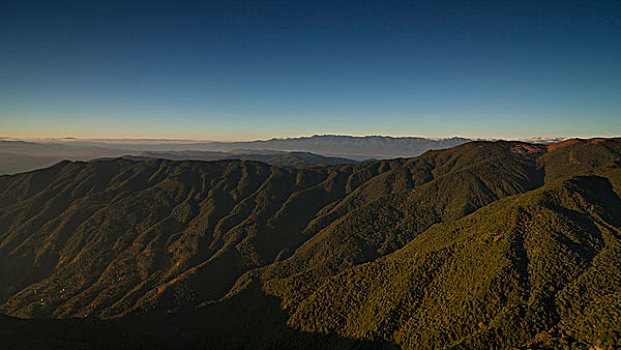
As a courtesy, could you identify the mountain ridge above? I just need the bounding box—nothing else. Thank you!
[0,138,620,349]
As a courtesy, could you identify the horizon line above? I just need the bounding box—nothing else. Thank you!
[0,134,576,144]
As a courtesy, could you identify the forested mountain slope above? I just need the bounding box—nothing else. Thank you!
[286,171,621,349]
[0,138,619,349]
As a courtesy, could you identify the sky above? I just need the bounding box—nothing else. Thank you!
[1,0,620,141]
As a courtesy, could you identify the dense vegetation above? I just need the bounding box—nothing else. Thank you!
[0,138,619,349]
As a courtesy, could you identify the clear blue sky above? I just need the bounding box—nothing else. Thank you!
[1,0,620,140]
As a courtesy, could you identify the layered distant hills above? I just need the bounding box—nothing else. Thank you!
[0,138,620,349]
[0,135,568,174]
[197,135,472,159]
[0,135,472,174]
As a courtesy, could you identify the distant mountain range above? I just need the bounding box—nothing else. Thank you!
[1,137,620,349]
[1,135,473,174]
[197,135,472,159]
[0,136,573,175]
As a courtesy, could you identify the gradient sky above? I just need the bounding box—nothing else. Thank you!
[1,0,620,141]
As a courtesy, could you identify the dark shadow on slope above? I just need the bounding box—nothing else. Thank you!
[0,283,400,350]
[158,281,401,350]
[0,314,165,350]
[545,175,621,250]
